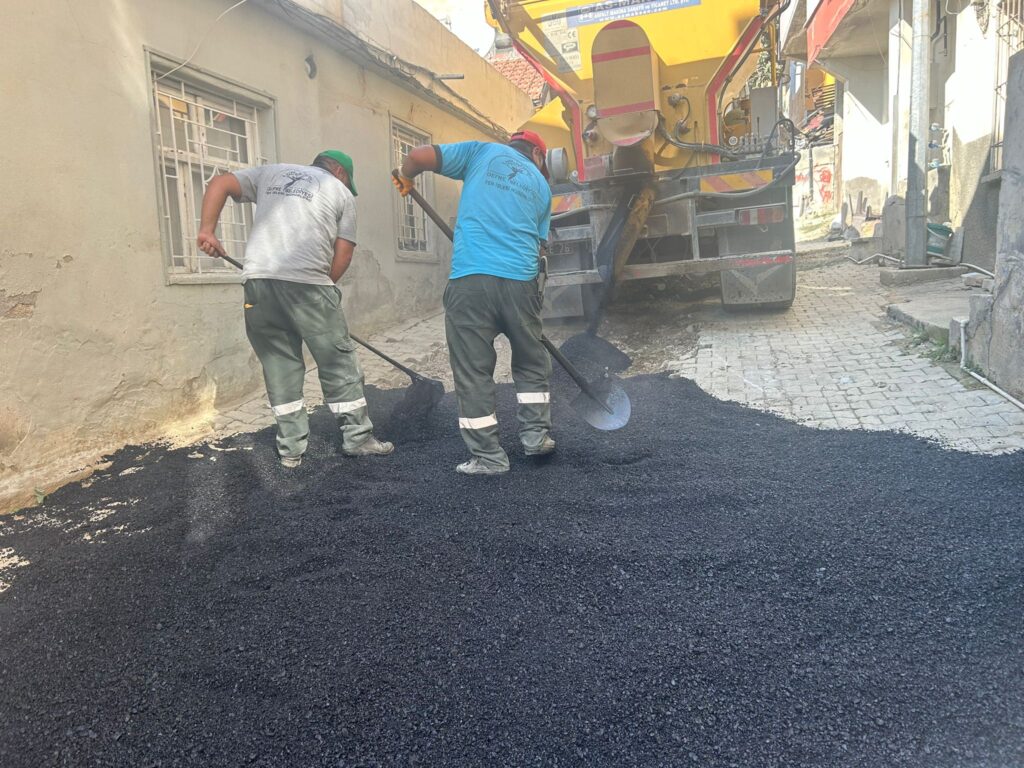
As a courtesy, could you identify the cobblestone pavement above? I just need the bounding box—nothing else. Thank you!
[659,260,1024,454]
[212,259,1024,454]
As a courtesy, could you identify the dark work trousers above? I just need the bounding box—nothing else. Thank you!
[243,278,373,459]
[443,274,552,469]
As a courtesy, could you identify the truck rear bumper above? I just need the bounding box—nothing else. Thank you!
[547,251,794,287]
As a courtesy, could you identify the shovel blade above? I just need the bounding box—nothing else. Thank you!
[571,377,631,431]
[560,333,632,374]
[393,376,445,419]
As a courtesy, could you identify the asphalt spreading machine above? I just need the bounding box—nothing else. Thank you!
[486,0,800,319]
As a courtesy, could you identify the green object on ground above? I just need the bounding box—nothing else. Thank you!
[926,223,953,257]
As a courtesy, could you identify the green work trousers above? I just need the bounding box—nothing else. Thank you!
[443,274,552,469]
[243,278,373,459]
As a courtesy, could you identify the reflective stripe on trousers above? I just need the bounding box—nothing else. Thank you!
[328,398,368,414]
[516,392,550,404]
[459,413,498,430]
[271,399,304,416]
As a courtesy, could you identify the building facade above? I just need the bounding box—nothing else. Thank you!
[0,0,533,511]
[781,0,1022,267]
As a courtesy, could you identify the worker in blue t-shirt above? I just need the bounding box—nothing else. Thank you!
[394,132,554,475]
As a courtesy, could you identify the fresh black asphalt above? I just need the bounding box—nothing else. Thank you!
[1,375,1022,767]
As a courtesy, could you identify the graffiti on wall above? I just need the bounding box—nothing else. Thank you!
[795,159,837,213]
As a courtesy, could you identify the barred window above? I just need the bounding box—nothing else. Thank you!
[391,119,434,258]
[150,57,272,282]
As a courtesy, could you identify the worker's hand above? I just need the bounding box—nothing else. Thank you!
[391,173,415,198]
[197,230,227,258]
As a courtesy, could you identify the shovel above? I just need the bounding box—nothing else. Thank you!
[214,251,445,418]
[394,170,631,431]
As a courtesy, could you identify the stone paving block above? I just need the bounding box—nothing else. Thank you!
[663,263,1024,454]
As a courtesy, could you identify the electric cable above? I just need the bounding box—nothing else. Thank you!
[155,0,252,82]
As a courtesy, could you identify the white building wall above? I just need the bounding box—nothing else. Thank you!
[826,56,891,215]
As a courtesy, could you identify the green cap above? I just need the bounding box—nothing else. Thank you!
[320,149,357,196]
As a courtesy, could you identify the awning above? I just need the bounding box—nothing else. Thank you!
[807,0,857,64]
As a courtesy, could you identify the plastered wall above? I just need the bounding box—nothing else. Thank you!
[0,0,532,511]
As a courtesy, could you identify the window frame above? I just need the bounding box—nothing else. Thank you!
[145,49,278,285]
[390,117,439,264]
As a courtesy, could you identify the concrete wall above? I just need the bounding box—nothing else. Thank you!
[809,0,1003,269]
[824,55,890,215]
[0,0,532,511]
[944,4,1001,271]
[889,0,913,195]
[967,50,1024,399]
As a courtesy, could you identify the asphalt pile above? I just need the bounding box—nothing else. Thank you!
[2,375,1023,767]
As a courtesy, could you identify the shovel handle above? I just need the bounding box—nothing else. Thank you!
[349,334,422,380]
[393,169,455,241]
[218,253,245,271]
[215,249,423,381]
[393,178,611,414]
[541,336,614,414]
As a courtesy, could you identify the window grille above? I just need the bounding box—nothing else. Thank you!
[392,120,432,254]
[152,67,268,278]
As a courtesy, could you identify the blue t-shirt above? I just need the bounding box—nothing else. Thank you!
[437,141,552,281]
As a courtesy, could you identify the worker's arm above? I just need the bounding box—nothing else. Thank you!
[393,145,442,196]
[331,238,356,283]
[197,173,244,258]
[400,146,440,179]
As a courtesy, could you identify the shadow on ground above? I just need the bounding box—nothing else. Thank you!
[1,376,1022,767]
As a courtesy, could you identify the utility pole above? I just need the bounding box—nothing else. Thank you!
[905,0,931,267]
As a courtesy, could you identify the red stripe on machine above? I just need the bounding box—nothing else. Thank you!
[733,254,794,268]
[598,101,657,117]
[592,46,652,63]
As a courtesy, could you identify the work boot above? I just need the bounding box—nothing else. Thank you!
[524,435,556,457]
[280,455,303,469]
[455,458,510,476]
[343,435,395,457]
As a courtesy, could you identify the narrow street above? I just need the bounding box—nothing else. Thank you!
[215,252,1024,455]
[5,0,1024,764]
[2,259,1022,767]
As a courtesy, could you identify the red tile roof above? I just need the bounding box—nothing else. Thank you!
[488,54,547,103]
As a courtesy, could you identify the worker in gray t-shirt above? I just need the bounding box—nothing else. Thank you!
[197,151,394,468]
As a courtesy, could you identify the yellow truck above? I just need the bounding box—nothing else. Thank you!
[486,0,799,317]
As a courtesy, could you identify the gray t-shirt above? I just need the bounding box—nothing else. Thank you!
[232,163,357,285]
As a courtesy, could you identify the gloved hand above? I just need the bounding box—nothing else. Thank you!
[391,173,415,197]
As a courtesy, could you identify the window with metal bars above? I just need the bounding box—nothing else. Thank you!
[391,119,434,258]
[150,62,270,281]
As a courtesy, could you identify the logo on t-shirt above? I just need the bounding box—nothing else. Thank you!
[484,156,539,203]
[266,169,320,201]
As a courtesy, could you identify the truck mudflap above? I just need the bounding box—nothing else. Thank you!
[719,253,796,308]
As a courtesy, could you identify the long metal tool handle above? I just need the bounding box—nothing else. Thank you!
[214,250,422,380]
[392,179,614,415]
[393,169,455,241]
[348,335,421,380]
[219,252,245,270]
[542,337,613,414]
